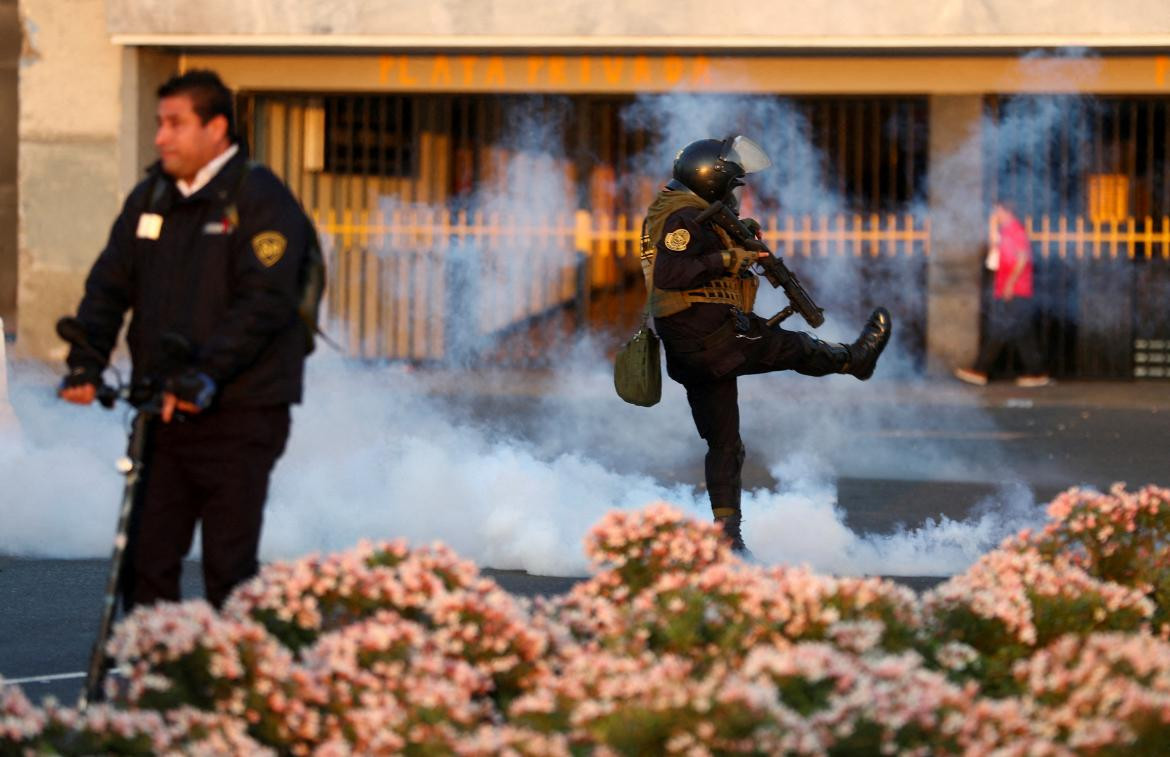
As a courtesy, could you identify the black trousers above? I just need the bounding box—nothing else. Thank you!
[664,314,844,515]
[973,298,1045,376]
[122,405,291,610]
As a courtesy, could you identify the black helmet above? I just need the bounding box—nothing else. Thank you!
[671,135,772,204]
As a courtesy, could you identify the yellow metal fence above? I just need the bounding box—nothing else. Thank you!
[1025,215,1170,259]
[311,211,1170,362]
[759,214,929,258]
[315,210,933,360]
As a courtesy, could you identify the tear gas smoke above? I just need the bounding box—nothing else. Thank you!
[0,354,1045,577]
[2,78,1092,578]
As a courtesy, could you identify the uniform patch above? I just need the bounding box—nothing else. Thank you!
[252,231,287,267]
[664,228,691,251]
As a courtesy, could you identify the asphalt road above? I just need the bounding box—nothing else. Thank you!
[3,378,1167,704]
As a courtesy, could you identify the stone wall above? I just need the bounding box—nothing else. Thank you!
[103,0,1170,41]
[13,1,1170,362]
[14,0,176,359]
[16,0,122,358]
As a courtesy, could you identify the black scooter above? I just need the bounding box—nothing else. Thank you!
[55,317,188,709]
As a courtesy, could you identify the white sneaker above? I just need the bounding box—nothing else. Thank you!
[1015,375,1052,388]
[954,368,988,386]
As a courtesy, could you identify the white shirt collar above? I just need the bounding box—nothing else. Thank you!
[175,143,240,198]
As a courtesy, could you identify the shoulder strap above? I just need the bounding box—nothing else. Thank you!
[638,217,654,330]
[144,171,168,214]
[221,158,260,228]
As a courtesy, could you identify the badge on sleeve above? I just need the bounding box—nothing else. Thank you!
[136,213,163,240]
[251,231,287,267]
[664,228,691,251]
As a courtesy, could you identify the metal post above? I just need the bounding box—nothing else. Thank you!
[574,209,592,331]
[79,409,151,709]
[0,318,17,432]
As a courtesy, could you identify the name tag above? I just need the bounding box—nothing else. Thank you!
[136,213,163,240]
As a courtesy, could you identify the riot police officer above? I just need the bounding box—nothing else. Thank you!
[645,136,891,553]
[59,70,314,608]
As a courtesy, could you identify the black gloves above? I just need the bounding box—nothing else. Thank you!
[60,364,102,392]
[165,369,217,411]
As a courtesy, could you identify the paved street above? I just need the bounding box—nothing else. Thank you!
[3,375,1167,704]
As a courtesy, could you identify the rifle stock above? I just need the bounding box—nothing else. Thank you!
[694,201,825,328]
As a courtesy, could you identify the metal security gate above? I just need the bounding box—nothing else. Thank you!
[986,95,1170,379]
[240,92,929,364]
[1026,218,1170,379]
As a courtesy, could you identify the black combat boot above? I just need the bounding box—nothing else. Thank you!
[845,307,892,380]
[714,509,752,557]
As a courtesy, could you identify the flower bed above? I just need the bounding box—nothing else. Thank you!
[4,485,1170,755]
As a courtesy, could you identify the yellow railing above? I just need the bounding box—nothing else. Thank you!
[314,209,934,359]
[316,208,584,360]
[1026,215,1170,260]
[759,214,929,258]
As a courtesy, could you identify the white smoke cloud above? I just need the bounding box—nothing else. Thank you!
[922,47,1101,250]
[0,345,1045,577]
[0,83,1090,580]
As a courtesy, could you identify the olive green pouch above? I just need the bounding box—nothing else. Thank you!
[614,311,661,407]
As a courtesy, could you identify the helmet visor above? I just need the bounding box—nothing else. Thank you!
[722,135,772,174]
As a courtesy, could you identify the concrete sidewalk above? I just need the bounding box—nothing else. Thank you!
[414,364,1170,410]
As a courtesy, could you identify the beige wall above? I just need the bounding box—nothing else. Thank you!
[0,0,17,336]
[14,0,176,359]
[16,0,123,359]
[12,2,1168,361]
[104,0,1170,45]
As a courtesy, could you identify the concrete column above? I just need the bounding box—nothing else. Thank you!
[14,1,176,360]
[0,0,18,337]
[926,95,987,375]
[16,0,123,359]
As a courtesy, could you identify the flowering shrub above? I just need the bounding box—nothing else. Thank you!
[222,540,480,650]
[4,487,1170,754]
[551,561,921,672]
[106,601,293,716]
[1011,632,1170,751]
[1014,484,1170,637]
[582,504,733,596]
[510,650,776,753]
[923,546,1153,695]
[0,691,272,756]
[282,611,492,753]
[225,539,548,709]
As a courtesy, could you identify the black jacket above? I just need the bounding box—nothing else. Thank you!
[653,206,736,342]
[69,149,311,407]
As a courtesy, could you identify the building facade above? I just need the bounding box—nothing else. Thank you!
[0,0,16,336]
[9,1,1170,376]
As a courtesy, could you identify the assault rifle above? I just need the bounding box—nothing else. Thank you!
[694,201,825,329]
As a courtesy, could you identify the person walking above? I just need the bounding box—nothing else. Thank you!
[955,200,1051,387]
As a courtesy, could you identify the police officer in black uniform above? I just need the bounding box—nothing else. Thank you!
[59,70,314,608]
[644,136,892,554]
